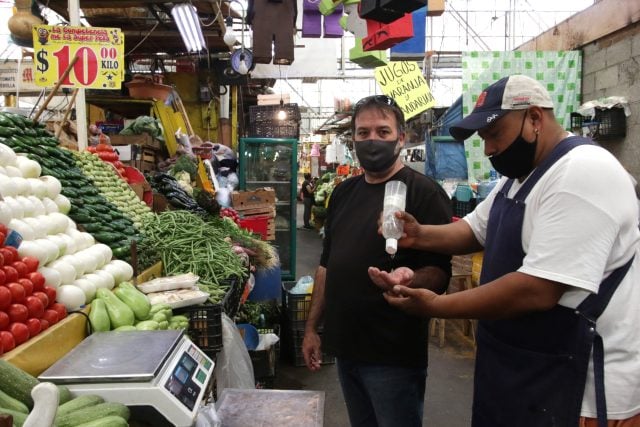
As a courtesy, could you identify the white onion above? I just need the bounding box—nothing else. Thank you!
[75,251,98,274]
[15,156,41,179]
[56,285,86,310]
[0,175,16,197]
[18,240,49,265]
[68,229,86,251]
[0,201,12,225]
[58,233,77,255]
[4,197,24,219]
[82,273,109,291]
[108,260,134,284]
[65,218,77,232]
[0,143,17,167]
[93,269,115,290]
[64,255,86,277]
[48,259,77,284]
[80,232,95,249]
[54,194,71,214]
[42,198,59,214]
[8,218,35,241]
[39,176,61,199]
[38,266,62,288]
[94,244,113,264]
[4,166,22,177]
[46,234,68,257]
[35,238,61,264]
[10,177,29,195]
[27,178,48,199]
[15,196,34,217]
[47,212,69,234]
[71,279,97,302]
[29,196,46,216]
[22,217,46,239]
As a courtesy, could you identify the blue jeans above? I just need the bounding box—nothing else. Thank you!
[336,358,427,427]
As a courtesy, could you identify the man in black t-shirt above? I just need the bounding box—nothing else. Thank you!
[301,173,315,229]
[303,95,452,427]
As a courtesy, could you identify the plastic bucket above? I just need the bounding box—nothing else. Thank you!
[239,216,269,240]
[249,267,282,301]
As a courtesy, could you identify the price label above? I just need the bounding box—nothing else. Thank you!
[32,25,124,90]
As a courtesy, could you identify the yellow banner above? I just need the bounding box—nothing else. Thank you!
[374,62,435,120]
[32,25,124,90]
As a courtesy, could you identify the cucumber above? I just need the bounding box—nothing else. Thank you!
[0,360,39,408]
[57,394,105,418]
[0,406,28,426]
[0,388,28,414]
[74,415,129,427]
[55,402,130,427]
[58,385,73,405]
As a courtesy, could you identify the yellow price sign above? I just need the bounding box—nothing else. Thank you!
[33,25,124,90]
[374,61,436,120]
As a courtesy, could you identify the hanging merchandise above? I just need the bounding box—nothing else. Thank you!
[349,38,388,68]
[390,6,426,59]
[302,0,344,38]
[247,0,297,64]
[362,13,414,51]
[343,3,368,38]
[359,0,426,23]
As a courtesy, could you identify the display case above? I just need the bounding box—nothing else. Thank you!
[239,138,298,281]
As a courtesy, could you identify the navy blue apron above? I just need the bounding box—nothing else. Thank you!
[472,136,634,427]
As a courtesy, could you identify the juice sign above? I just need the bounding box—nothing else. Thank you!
[32,25,125,90]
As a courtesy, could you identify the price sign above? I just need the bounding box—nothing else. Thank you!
[32,25,124,90]
[374,61,435,120]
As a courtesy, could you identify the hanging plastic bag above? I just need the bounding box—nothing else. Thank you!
[195,401,222,427]
[214,313,256,391]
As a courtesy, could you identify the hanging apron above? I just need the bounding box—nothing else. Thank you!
[472,136,634,427]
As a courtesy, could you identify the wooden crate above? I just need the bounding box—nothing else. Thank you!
[232,188,276,210]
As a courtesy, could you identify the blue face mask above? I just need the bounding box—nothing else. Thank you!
[489,112,537,179]
[354,139,399,173]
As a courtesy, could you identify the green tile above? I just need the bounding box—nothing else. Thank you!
[482,61,489,69]
[567,82,575,90]
[536,72,544,80]
[463,106,469,114]
[568,59,576,68]
[463,83,468,91]
[472,95,478,103]
[472,72,479,80]
[557,94,564,103]
[493,52,501,58]
[547,61,555,68]
[503,61,511,69]
[462,62,468,69]
[536,51,544,58]
[557,72,566,80]
[515,51,522,58]
[547,83,555,91]
[493,72,501,80]
[473,161,482,169]
[471,51,479,58]
[525,61,533,69]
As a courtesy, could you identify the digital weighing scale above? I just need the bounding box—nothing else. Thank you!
[39,330,214,427]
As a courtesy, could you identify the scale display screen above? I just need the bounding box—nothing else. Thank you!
[164,352,201,411]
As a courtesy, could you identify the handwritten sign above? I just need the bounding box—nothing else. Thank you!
[0,61,40,94]
[374,61,435,120]
[33,25,124,90]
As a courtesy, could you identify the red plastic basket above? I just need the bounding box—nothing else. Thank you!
[239,216,269,240]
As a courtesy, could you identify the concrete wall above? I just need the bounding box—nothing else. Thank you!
[581,22,640,180]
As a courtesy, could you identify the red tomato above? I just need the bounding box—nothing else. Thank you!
[0,311,9,330]
[21,257,39,273]
[32,291,49,308]
[8,303,28,323]
[0,233,5,247]
[0,248,14,265]
[17,279,33,296]
[11,261,27,279]
[0,286,11,310]
[41,309,59,326]
[25,318,41,338]
[26,272,45,292]
[0,225,8,236]
[50,303,67,320]
[0,268,6,286]
[9,322,29,346]
[24,295,45,319]
[2,266,18,283]
[6,282,25,303]
[3,247,18,263]
[0,331,15,352]
[39,319,49,332]
[43,286,56,307]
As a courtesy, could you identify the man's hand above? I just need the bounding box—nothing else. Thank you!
[382,285,439,318]
[302,331,322,371]
[368,266,414,292]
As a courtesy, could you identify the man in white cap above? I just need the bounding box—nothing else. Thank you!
[369,75,640,427]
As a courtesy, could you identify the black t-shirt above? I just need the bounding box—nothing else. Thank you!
[301,179,313,199]
[320,167,452,367]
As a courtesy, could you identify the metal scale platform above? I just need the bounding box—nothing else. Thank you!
[39,330,214,427]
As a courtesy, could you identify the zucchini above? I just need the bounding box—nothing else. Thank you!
[0,126,13,137]
[74,415,129,427]
[94,232,123,244]
[82,223,102,233]
[0,360,38,408]
[55,402,130,427]
[56,395,105,418]
[0,406,28,426]
[0,113,14,127]
[0,388,28,414]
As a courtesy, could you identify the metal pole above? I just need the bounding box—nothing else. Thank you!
[68,0,88,150]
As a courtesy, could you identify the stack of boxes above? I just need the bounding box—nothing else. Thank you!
[231,188,276,241]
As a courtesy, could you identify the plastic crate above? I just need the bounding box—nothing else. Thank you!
[239,215,270,240]
[452,197,476,218]
[570,108,627,140]
[249,325,280,388]
[248,121,300,139]
[174,302,223,356]
[250,103,301,122]
[281,281,312,331]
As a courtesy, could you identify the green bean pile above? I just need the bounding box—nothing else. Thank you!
[141,211,247,303]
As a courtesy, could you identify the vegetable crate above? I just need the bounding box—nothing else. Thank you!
[452,197,476,218]
[281,281,312,331]
[249,325,280,388]
[569,108,627,140]
[174,302,223,356]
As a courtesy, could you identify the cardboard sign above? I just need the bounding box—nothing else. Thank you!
[374,61,435,120]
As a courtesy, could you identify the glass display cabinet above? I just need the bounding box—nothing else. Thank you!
[239,138,298,281]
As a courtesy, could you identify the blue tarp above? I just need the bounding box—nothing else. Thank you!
[425,97,467,180]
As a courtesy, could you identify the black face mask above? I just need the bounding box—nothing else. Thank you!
[354,139,399,173]
[489,112,537,179]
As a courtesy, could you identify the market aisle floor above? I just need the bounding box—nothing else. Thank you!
[273,203,476,427]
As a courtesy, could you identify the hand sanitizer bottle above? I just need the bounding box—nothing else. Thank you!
[382,180,407,256]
